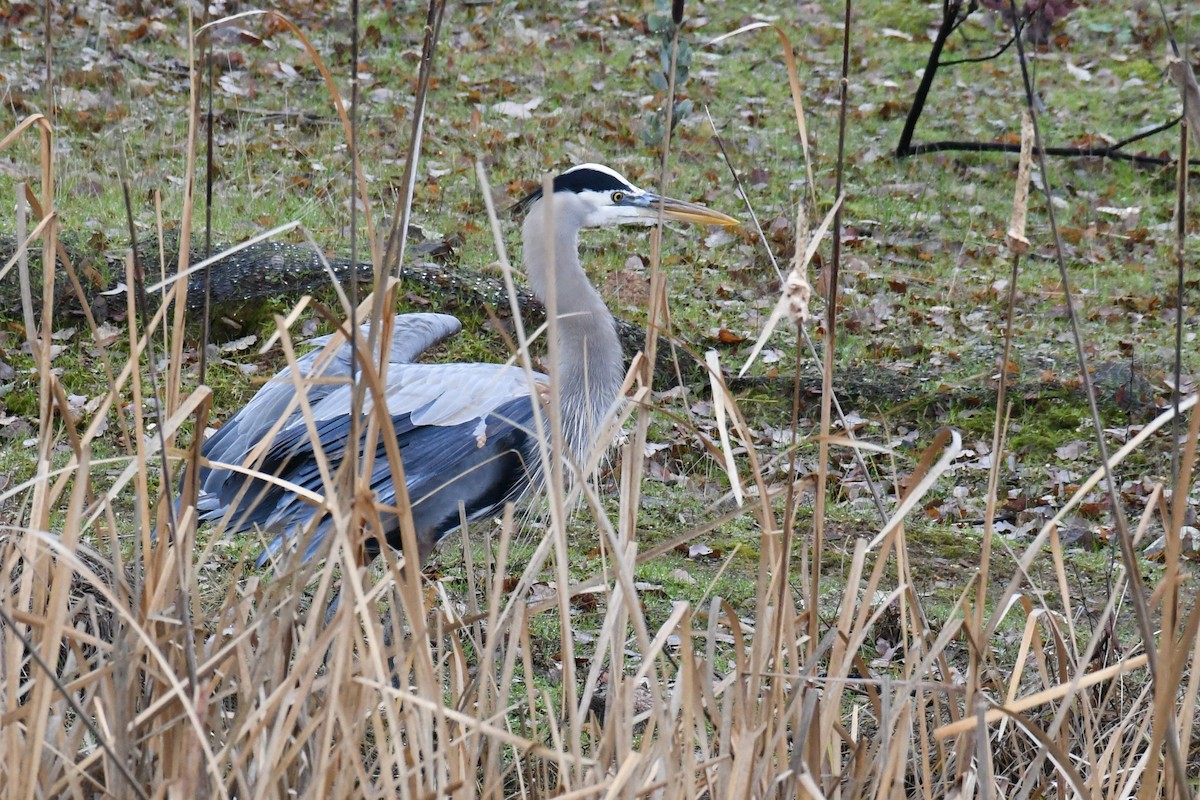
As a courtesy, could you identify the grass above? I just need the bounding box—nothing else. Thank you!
[1,0,1199,796]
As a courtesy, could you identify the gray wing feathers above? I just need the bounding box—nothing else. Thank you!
[197,313,464,501]
[384,313,463,363]
[303,312,462,366]
[300,362,542,431]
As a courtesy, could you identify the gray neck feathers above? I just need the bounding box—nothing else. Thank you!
[522,197,626,462]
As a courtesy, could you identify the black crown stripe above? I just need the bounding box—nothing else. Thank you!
[515,167,634,214]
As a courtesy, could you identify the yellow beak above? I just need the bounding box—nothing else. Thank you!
[640,194,740,228]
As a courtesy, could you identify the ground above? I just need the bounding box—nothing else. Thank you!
[1,0,1197,711]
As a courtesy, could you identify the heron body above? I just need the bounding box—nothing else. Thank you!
[194,164,736,566]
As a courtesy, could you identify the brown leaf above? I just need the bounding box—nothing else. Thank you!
[603,268,649,308]
[716,328,746,344]
[121,19,151,43]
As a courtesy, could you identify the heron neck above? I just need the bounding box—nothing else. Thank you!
[523,206,625,459]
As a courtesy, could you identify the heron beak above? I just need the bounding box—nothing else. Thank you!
[638,193,740,228]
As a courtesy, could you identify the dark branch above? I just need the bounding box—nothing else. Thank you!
[896,0,966,156]
[900,116,1197,166]
[940,29,1019,66]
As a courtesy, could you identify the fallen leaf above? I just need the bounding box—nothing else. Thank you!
[670,568,697,585]
[1065,60,1092,82]
[716,328,745,344]
[220,334,258,353]
[491,96,543,119]
[93,323,121,346]
[704,229,735,248]
[218,72,251,98]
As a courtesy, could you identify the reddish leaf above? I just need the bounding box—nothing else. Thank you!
[716,328,746,344]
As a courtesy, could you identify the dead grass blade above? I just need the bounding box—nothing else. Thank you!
[196,11,376,251]
[1004,8,1190,789]
[868,428,963,550]
[704,350,745,505]
[936,654,1150,738]
[9,6,1200,798]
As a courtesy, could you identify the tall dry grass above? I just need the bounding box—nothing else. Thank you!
[2,6,1199,799]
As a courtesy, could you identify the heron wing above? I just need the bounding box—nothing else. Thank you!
[195,313,463,506]
[197,360,546,564]
[302,312,462,367]
[254,393,539,564]
[247,361,540,477]
[278,360,541,430]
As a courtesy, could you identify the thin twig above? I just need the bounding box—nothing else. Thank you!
[811,0,853,657]
[1171,69,1189,486]
[345,0,363,568]
[198,30,214,386]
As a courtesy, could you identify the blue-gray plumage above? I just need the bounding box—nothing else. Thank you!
[193,164,737,567]
[195,312,463,517]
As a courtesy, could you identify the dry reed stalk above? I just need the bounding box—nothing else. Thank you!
[8,7,1200,800]
[355,2,445,638]
[195,11,377,253]
[1006,4,1191,790]
[808,3,853,704]
[0,111,55,800]
[709,19,829,687]
[958,106,1034,793]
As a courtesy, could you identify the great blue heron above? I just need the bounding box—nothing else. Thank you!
[192,164,737,566]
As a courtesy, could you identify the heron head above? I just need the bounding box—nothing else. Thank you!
[517,163,739,230]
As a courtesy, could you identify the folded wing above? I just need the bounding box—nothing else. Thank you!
[193,313,545,565]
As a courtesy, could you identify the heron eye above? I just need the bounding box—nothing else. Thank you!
[611,191,625,203]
